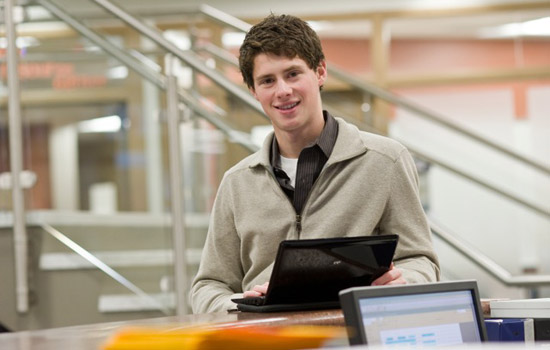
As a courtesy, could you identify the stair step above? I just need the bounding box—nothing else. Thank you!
[98,292,175,313]
[39,249,202,270]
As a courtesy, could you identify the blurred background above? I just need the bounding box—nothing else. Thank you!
[0,0,549,331]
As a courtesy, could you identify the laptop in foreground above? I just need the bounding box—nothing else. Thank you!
[339,280,487,346]
[232,234,398,312]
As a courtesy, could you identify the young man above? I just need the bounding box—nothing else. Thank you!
[191,14,440,313]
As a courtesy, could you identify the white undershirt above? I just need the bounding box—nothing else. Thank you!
[279,155,298,188]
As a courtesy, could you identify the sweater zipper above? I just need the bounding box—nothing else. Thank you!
[266,166,300,233]
[295,214,302,235]
[266,162,335,237]
[299,162,333,213]
[294,162,334,237]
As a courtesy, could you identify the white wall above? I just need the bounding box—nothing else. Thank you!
[389,86,550,298]
[49,124,80,210]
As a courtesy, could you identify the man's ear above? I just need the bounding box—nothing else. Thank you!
[249,86,258,100]
[317,60,327,87]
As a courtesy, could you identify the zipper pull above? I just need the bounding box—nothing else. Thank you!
[295,214,302,235]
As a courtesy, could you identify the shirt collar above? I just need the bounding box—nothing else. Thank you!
[270,111,339,167]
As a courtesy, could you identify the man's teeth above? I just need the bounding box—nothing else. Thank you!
[279,102,298,110]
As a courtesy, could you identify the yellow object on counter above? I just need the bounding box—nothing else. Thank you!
[102,324,345,350]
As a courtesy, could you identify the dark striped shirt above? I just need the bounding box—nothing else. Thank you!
[271,111,339,214]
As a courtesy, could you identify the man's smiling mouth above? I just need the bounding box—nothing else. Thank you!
[276,102,300,110]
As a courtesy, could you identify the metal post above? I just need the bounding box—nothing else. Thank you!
[141,33,164,214]
[5,0,29,313]
[165,55,189,315]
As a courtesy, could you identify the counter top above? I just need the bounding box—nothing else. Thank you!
[0,300,494,350]
[0,309,345,350]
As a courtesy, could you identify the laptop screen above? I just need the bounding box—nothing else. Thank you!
[359,290,482,346]
[340,281,487,346]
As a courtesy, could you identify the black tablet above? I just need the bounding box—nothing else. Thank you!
[232,234,398,312]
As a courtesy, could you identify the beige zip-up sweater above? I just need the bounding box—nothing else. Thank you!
[191,117,440,313]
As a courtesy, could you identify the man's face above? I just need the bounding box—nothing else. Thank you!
[250,53,327,136]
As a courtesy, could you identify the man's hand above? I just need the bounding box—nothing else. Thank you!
[243,282,269,297]
[371,263,406,286]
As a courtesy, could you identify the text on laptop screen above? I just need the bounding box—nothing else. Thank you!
[359,290,482,346]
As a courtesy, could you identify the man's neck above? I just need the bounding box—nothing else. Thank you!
[275,114,325,158]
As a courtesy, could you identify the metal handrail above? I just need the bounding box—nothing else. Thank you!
[327,66,550,176]
[406,144,549,218]
[165,57,188,315]
[36,0,165,88]
[431,219,550,287]
[5,0,29,314]
[38,0,258,153]
[200,4,251,33]
[90,0,265,118]
[41,223,171,314]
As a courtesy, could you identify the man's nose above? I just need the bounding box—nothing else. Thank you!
[275,80,291,97]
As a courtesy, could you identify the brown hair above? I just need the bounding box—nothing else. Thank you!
[239,14,325,89]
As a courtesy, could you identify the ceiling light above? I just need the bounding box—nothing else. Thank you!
[106,66,129,80]
[222,32,245,48]
[307,21,333,32]
[163,30,191,50]
[479,17,550,38]
[78,115,122,133]
[520,17,550,36]
[0,36,39,49]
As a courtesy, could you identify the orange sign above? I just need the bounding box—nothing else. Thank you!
[0,61,108,89]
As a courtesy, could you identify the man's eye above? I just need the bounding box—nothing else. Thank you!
[260,78,273,85]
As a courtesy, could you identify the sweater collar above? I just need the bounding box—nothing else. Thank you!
[250,111,368,169]
[270,111,338,168]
